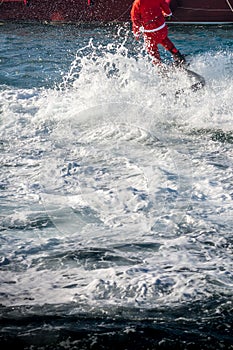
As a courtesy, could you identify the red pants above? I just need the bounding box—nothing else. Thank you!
[144,25,178,63]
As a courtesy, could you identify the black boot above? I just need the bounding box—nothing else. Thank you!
[172,51,186,67]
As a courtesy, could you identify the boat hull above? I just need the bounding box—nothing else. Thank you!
[0,0,233,24]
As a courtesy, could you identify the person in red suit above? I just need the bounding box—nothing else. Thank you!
[131,0,186,66]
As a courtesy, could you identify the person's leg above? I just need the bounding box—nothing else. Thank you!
[144,28,186,66]
[160,36,178,54]
[144,33,161,64]
[159,27,186,66]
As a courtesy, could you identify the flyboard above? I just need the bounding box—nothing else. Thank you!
[176,67,206,95]
[158,61,206,97]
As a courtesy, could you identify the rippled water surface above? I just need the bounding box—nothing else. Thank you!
[0,22,233,349]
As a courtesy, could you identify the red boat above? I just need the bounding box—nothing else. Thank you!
[0,0,233,24]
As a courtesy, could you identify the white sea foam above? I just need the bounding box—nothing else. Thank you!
[0,44,233,308]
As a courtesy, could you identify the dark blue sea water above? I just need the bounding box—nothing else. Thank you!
[0,22,233,349]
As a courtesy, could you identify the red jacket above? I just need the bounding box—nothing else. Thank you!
[131,0,172,35]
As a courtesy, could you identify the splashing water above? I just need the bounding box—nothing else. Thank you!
[0,23,233,349]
